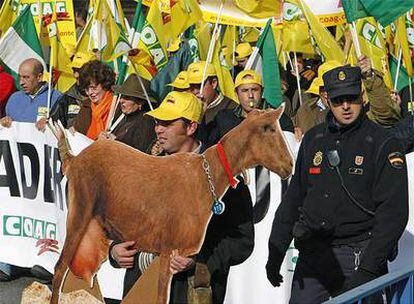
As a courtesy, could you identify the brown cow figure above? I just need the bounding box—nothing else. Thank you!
[50,107,294,304]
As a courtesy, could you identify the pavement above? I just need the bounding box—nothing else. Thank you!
[0,276,37,304]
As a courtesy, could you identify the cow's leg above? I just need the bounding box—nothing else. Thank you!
[50,182,96,304]
[156,253,173,304]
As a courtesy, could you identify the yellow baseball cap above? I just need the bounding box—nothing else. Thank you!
[242,27,260,43]
[68,52,95,69]
[235,42,253,61]
[168,71,189,89]
[235,70,262,88]
[146,91,203,123]
[306,60,342,95]
[187,61,216,84]
[167,38,181,53]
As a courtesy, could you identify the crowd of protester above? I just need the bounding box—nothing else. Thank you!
[0,33,413,303]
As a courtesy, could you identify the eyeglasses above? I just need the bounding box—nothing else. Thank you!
[85,84,101,92]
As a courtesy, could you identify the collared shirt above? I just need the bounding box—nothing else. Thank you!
[6,83,62,122]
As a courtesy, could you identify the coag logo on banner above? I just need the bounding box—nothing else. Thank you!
[140,21,168,69]
[283,2,302,22]
[3,215,56,240]
[16,0,76,47]
[360,20,382,49]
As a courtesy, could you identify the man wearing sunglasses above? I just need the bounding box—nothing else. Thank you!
[266,65,408,303]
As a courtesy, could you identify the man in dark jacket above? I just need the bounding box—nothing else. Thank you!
[266,66,408,303]
[107,91,254,304]
[187,61,237,127]
[50,52,93,128]
[202,69,293,148]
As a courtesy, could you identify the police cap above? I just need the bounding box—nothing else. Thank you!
[322,66,362,100]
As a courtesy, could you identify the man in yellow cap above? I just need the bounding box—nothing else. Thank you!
[108,90,254,304]
[202,70,294,147]
[146,91,203,154]
[187,61,237,136]
[168,71,190,93]
[293,60,341,137]
[235,42,253,70]
[49,52,94,128]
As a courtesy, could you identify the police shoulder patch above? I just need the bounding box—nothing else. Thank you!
[388,152,404,169]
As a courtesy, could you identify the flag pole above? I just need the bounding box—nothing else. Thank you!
[394,47,403,91]
[200,1,225,97]
[231,25,236,78]
[46,1,57,119]
[409,76,413,115]
[350,21,362,58]
[293,52,303,106]
[130,62,154,111]
[105,94,122,130]
[244,26,266,70]
[37,0,42,31]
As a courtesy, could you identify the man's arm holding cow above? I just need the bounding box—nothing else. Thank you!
[109,241,137,268]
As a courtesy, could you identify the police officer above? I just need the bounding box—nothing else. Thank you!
[266,66,408,303]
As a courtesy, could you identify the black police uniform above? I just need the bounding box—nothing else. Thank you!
[266,66,409,303]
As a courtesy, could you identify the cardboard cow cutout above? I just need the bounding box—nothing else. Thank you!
[50,107,294,304]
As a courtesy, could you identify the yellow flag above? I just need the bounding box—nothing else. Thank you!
[296,0,345,63]
[0,1,19,37]
[396,15,413,76]
[212,33,238,103]
[195,21,212,61]
[45,1,75,92]
[282,0,315,55]
[137,0,170,70]
[355,17,393,88]
[221,25,237,68]
[233,0,282,19]
[170,0,203,38]
[76,0,129,62]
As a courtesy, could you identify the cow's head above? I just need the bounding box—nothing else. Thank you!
[223,105,294,179]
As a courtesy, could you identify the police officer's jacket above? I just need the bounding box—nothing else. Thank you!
[268,110,408,275]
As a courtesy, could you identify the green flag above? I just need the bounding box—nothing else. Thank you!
[254,19,282,108]
[0,6,45,83]
[116,0,146,85]
[343,0,414,27]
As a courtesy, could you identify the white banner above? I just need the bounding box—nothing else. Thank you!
[0,123,125,299]
[0,124,412,302]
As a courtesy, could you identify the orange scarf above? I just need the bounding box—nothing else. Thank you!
[87,91,113,140]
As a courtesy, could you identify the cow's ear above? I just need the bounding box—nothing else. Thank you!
[274,103,285,120]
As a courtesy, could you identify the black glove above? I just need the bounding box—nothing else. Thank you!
[265,259,284,287]
[343,268,378,292]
